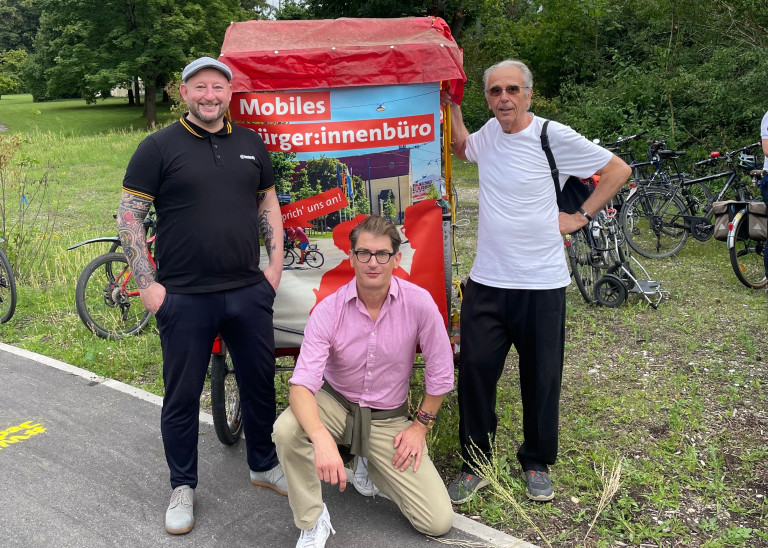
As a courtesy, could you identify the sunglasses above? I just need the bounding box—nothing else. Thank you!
[488,85,530,97]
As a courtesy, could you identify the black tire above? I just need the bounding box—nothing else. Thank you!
[0,248,17,324]
[210,346,243,445]
[620,188,689,259]
[304,250,324,268]
[728,210,767,289]
[283,247,294,267]
[567,229,598,304]
[75,252,152,339]
[594,273,628,307]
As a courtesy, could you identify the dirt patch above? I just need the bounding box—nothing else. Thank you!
[0,123,8,132]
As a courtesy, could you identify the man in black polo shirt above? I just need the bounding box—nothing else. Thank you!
[117,56,285,535]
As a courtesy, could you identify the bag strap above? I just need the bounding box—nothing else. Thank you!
[540,120,562,206]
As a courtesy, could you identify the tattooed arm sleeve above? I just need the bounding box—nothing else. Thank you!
[117,190,156,289]
[257,188,284,266]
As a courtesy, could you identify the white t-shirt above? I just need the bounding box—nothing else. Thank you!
[465,115,612,289]
[761,110,768,170]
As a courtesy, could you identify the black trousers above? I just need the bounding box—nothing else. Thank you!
[458,278,566,474]
[155,280,278,489]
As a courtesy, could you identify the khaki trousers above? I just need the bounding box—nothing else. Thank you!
[273,389,453,536]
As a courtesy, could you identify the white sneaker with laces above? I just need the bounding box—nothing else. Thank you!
[296,503,335,548]
[351,456,379,497]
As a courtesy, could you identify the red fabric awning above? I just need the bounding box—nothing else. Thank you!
[219,16,466,103]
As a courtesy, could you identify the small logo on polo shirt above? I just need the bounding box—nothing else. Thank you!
[240,154,256,160]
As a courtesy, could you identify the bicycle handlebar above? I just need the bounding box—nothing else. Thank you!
[603,130,648,148]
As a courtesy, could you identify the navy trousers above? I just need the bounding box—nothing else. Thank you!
[155,280,278,489]
[458,278,566,474]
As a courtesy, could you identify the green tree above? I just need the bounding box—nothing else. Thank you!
[27,0,260,127]
[283,0,479,39]
[270,152,299,194]
[426,183,442,200]
[0,49,28,98]
[382,191,397,221]
[303,156,340,194]
[0,0,42,52]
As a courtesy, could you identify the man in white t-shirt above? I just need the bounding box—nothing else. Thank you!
[441,59,630,504]
[760,110,768,285]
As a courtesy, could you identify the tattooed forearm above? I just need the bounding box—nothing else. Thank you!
[258,209,276,254]
[117,190,156,289]
[257,189,283,265]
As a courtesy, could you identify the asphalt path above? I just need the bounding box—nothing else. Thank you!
[0,343,535,548]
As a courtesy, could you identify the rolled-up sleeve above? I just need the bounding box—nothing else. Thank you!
[416,292,455,396]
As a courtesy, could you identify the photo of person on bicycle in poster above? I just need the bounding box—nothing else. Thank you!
[285,225,310,264]
[117,56,286,536]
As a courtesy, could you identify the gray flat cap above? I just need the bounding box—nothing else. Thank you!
[182,56,232,82]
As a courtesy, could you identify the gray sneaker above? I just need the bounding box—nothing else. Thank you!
[165,485,195,535]
[524,469,554,502]
[296,503,335,548]
[250,463,288,495]
[447,471,490,505]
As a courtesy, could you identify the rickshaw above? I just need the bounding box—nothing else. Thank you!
[210,16,467,444]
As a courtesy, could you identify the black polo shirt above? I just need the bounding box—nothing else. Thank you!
[122,115,275,293]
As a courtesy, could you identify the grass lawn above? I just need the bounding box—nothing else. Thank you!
[0,94,176,136]
[0,105,766,547]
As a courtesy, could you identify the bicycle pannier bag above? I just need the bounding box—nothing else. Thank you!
[712,201,743,242]
[747,201,767,241]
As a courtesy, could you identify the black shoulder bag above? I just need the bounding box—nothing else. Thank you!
[540,120,592,214]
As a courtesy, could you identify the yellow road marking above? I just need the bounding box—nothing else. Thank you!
[0,420,46,450]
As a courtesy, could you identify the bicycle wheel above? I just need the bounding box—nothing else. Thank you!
[283,248,294,267]
[728,210,767,289]
[210,346,243,445]
[304,250,324,268]
[621,188,689,259]
[75,252,152,339]
[567,229,599,304]
[0,249,17,324]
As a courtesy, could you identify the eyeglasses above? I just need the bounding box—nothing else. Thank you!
[488,85,530,97]
[353,249,396,264]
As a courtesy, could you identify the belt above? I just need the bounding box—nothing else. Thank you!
[321,381,409,458]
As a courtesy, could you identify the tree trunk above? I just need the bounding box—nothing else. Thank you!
[145,82,157,130]
[127,87,135,106]
[133,78,141,106]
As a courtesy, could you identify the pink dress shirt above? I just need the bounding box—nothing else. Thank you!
[290,277,454,409]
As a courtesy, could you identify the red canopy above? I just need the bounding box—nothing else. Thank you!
[219,17,465,103]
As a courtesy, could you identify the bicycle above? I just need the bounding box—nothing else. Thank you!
[0,238,18,323]
[283,240,324,268]
[725,169,767,290]
[70,212,157,339]
[619,142,762,258]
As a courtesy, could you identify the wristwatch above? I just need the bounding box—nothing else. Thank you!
[415,413,436,430]
[415,407,437,430]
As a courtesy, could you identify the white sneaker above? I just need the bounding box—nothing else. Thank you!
[350,456,379,497]
[296,503,335,548]
[165,485,195,535]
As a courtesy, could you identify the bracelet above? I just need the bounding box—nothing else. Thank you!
[578,207,593,222]
[417,407,437,421]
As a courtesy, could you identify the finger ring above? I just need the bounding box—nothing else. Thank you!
[410,453,416,457]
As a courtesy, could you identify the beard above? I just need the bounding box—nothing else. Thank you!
[187,101,227,125]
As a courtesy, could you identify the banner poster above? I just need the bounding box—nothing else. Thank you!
[230,83,448,350]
